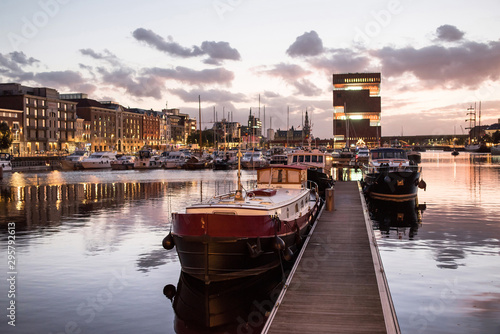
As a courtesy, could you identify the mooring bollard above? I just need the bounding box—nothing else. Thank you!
[326,187,334,211]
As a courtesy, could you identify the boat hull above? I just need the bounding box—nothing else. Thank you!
[363,169,420,201]
[111,163,134,170]
[171,203,319,283]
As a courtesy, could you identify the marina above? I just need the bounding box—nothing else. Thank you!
[0,151,499,333]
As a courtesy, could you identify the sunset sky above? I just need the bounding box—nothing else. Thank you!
[1,0,499,138]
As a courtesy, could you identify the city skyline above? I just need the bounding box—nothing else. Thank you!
[1,0,499,139]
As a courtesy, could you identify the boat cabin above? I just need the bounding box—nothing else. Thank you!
[257,165,307,189]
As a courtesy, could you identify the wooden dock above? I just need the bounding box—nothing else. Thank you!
[263,181,400,334]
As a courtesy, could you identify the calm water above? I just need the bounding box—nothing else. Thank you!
[373,152,500,334]
[0,152,499,333]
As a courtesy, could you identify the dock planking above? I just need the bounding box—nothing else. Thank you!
[263,181,399,334]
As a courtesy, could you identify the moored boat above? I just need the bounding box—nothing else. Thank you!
[60,149,89,170]
[134,149,162,169]
[241,151,267,169]
[362,147,424,201]
[80,151,117,169]
[162,151,187,169]
[111,155,136,170]
[163,162,322,284]
[490,144,500,156]
[0,153,13,172]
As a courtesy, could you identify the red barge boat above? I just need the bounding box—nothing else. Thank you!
[163,163,322,284]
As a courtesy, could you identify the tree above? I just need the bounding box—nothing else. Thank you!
[0,122,13,151]
[492,130,500,144]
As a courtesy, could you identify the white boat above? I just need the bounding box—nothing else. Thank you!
[269,154,288,165]
[0,153,13,172]
[163,151,188,169]
[60,150,89,170]
[241,151,267,169]
[491,145,500,156]
[287,149,333,175]
[134,149,162,169]
[162,163,321,283]
[111,155,136,170]
[80,151,117,169]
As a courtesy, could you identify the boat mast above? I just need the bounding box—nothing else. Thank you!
[199,95,202,157]
[235,126,244,201]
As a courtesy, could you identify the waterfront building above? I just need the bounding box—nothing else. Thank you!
[0,83,77,155]
[66,98,120,152]
[163,108,196,145]
[270,110,312,147]
[0,107,23,154]
[240,110,262,148]
[332,73,381,148]
[127,108,162,150]
[212,119,241,148]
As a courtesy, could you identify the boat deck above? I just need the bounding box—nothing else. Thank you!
[263,181,400,334]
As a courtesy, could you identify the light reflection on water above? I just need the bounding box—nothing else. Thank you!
[373,152,500,334]
[1,153,499,333]
[0,169,258,334]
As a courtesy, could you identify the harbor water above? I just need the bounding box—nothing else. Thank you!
[1,152,499,333]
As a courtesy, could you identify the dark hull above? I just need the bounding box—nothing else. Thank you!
[363,169,420,201]
[111,163,134,170]
[212,161,235,170]
[171,202,320,283]
[171,268,282,329]
[307,168,334,199]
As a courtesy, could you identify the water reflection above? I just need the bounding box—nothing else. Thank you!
[165,269,283,333]
[0,182,176,229]
[368,197,425,240]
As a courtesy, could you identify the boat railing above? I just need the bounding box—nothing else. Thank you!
[363,165,422,174]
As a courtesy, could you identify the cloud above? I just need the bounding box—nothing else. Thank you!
[263,91,281,98]
[259,63,311,81]
[132,28,240,64]
[168,88,248,104]
[286,30,324,57]
[97,67,163,99]
[144,66,234,85]
[0,51,39,77]
[373,40,500,88]
[80,48,119,66]
[293,79,323,97]
[435,24,465,42]
[34,70,97,94]
[311,48,371,73]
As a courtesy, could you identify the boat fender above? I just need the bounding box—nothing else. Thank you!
[163,284,176,301]
[295,231,302,246]
[384,176,391,183]
[247,238,263,258]
[273,236,285,251]
[418,179,427,191]
[162,232,175,250]
[283,247,294,262]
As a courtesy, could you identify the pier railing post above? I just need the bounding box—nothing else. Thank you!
[326,187,334,211]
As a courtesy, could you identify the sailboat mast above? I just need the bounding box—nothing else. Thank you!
[199,95,202,156]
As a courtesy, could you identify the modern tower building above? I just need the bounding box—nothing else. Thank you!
[332,73,381,148]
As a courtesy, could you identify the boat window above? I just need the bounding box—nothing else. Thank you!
[295,203,299,213]
[288,170,300,183]
[305,155,311,163]
[312,155,317,163]
[318,156,323,163]
[299,156,304,163]
[293,155,297,163]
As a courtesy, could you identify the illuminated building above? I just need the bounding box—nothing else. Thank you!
[332,73,381,148]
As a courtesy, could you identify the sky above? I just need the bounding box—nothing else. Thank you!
[1,0,500,138]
